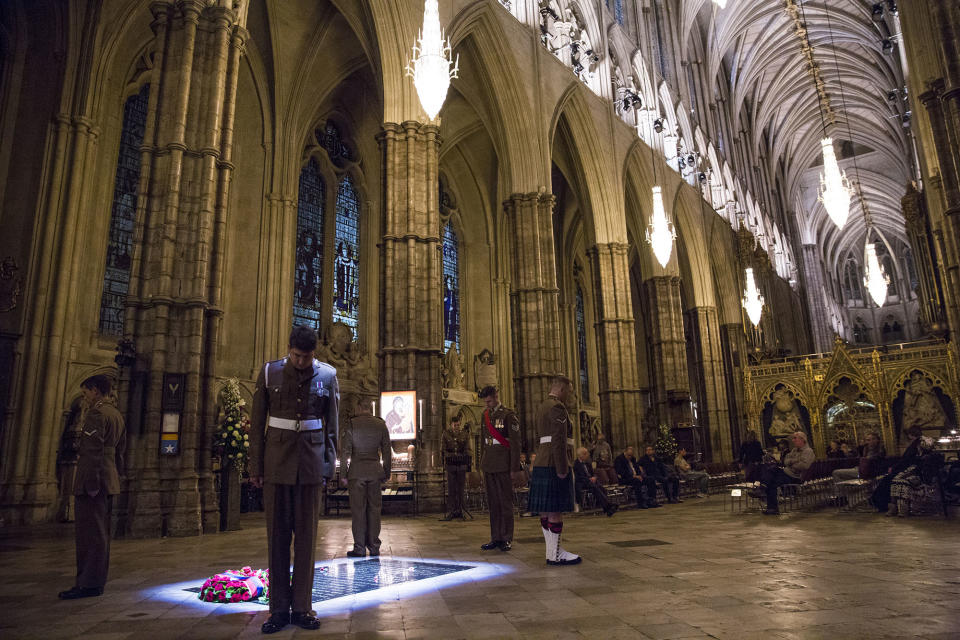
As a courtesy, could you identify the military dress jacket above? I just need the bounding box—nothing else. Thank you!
[342,415,391,481]
[249,357,340,484]
[531,397,573,478]
[74,399,126,497]
[478,405,521,474]
[441,427,472,468]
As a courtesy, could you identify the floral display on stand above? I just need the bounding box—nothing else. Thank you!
[214,378,251,471]
[198,566,269,603]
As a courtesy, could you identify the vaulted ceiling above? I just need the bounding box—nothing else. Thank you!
[680,0,910,272]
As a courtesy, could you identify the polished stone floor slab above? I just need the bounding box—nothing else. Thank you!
[1,499,958,638]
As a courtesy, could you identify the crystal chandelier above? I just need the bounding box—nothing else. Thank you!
[405,0,459,121]
[742,267,764,326]
[863,241,889,307]
[817,137,852,229]
[645,186,675,268]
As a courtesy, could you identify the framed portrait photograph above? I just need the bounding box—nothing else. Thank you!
[381,390,417,441]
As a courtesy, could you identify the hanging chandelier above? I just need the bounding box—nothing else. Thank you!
[645,186,675,268]
[405,0,459,121]
[817,138,852,229]
[742,267,764,326]
[863,241,889,307]
[713,0,727,8]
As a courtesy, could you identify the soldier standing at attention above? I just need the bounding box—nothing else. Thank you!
[58,374,125,600]
[528,375,581,566]
[478,386,523,551]
[441,414,471,520]
[249,326,339,634]
[341,398,391,557]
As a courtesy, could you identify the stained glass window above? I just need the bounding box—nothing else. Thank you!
[442,223,461,352]
[293,158,325,330]
[576,285,589,401]
[333,175,360,336]
[319,121,351,166]
[99,84,150,336]
[615,0,624,25]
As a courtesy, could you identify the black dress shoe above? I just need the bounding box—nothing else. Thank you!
[546,556,582,566]
[261,612,290,634]
[346,548,366,557]
[290,611,321,630]
[648,502,662,508]
[762,508,781,516]
[368,548,380,557]
[58,586,103,599]
[480,540,501,550]
[605,504,619,517]
[498,541,512,551]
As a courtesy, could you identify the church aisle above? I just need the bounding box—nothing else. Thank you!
[1,502,958,639]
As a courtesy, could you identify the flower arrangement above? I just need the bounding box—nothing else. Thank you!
[214,378,251,471]
[198,566,269,603]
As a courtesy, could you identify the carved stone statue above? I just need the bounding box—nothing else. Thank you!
[441,346,465,390]
[769,387,803,439]
[316,321,377,391]
[903,370,946,434]
[474,349,497,391]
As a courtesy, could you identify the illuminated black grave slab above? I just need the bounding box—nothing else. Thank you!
[184,559,474,604]
[310,559,472,602]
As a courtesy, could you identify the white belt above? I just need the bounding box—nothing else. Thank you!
[540,436,574,445]
[269,417,322,431]
[485,438,503,445]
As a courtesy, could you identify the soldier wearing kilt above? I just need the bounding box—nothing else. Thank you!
[528,375,581,566]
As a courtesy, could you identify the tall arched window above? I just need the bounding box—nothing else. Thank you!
[293,158,325,330]
[615,0,624,25]
[575,285,589,402]
[442,223,461,352]
[842,258,862,304]
[99,84,150,336]
[333,175,360,335]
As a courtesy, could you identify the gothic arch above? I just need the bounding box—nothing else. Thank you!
[672,184,717,308]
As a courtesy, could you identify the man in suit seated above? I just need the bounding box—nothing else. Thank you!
[640,445,681,504]
[614,446,660,508]
[573,447,617,516]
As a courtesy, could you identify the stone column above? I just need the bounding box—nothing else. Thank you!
[122,1,245,537]
[685,306,733,461]
[720,323,747,450]
[641,276,691,430]
[377,121,443,472]
[504,192,563,439]
[586,243,643,448]
[799,244,834,352]
[902,183,949,334]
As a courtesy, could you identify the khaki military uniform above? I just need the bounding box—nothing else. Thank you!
[441,426,471,515]
[479,405,521,543]
[249,357,339,615]
[342,415,391,554]
[73,398,125,591]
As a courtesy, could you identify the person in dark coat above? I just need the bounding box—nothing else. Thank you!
[738,430,765,482]
[639,446,681,504]
[871,426,924,513]
[573,447,617,516]
[58,374,125,600]
[614,446,659,508]
[341,398,391,557]
[249,325,340,634]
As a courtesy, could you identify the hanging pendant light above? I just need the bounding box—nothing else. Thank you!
[405,0,459,121]
[645,186,675,268]
[863,241,889,307]
[713,0,727,8]
[817,137,852,229]
[742,267,764,326]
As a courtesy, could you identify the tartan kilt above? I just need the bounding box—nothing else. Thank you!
[527,466,574,513]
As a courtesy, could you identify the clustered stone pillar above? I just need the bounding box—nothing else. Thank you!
[377,121,443,473]
[122,0,245,537]
[641,276,691,429]
[799,244,834,352]
[586,243,643,448]
[504,192,563,440]
[686,306,733,461]
[901,183,949,334]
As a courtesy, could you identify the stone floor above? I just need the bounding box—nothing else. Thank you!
[2,499,959,639]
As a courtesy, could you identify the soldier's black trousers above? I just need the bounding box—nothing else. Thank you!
[75,493,111,589]
[484,471,514,542]
[446,466,466,514]
[264,482,321,614]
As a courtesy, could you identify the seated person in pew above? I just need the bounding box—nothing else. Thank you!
[573,447,617,517]
[754,431,815,515]
[674,448,710,498]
